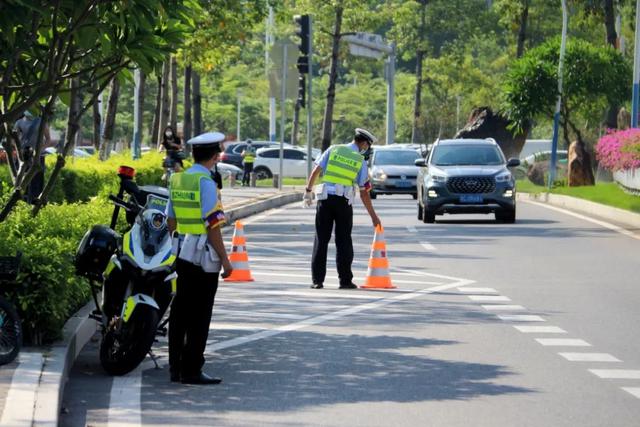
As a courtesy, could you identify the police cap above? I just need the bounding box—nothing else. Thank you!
[187,132,225,148]
[354,128,377,144]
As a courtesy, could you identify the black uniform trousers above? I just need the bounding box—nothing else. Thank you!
[311,194,354,286]
[242,162,253,186]
[169,258,219,377]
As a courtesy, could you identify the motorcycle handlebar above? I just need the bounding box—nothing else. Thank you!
[108,195,140,213]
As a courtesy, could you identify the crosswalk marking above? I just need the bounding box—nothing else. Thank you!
[589,369,640,379]
[481,304,525,311]
[558,353,621,362]
[497,314,545,322]
[536,338,591,347]
[621,387,640,399]
[420,242,436,251]
[513,325,567,333]
[468,295,510,302]
[458,287,497,293]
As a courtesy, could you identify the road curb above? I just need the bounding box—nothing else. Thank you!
[518,192,640,229]
[29,189,301,426]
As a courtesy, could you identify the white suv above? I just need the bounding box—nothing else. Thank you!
[253,147,315,179]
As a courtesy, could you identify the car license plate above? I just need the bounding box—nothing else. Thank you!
[459,194,483,203]
[396,180,412,188]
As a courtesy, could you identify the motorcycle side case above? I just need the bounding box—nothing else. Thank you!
[75,225,120,281]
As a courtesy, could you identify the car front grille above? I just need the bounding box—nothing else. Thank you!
[387,175,417,179]
[447,176,495,194]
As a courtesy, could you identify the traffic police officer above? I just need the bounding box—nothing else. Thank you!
[241,139,256,186]
[304,128,381,289]
[166,132,233,384]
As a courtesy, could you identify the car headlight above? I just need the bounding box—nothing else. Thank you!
[495,172,512,183]
[430,174,447,183]
[373,170,387,180]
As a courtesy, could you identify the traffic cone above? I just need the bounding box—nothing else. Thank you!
[360,225,396,289]
[224,220,254,282]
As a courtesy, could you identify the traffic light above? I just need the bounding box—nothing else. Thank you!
[297,75,306,108]
[294,14,310,74]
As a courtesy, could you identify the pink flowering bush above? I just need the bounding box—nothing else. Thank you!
[596,128,640,171]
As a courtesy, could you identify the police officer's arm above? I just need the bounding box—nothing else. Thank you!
[208,226,233,277]
[168,218,177,233]
[305,164,323,191]
[360,188,381,228]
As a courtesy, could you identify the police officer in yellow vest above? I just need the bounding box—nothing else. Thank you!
[241,139,256,186]
[304,128,381,289]
[166,132,233,384]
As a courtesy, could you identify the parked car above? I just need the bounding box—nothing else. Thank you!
[252,147,315,179]
[215,162,243,180]
[415,138,519,223]
[221,141,283,168]
[369,146,421,199]
[521,150,568,166]
[44,147,92,158]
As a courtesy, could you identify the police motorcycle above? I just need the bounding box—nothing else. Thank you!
[75,166,176,375]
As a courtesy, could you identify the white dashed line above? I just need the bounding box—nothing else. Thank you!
[558,353,621,362]
[513,325,567,333]
[468,295,511,302]
[589,369,640,379]
[481,304,526,311]
[535,338,591,347]
[621,387,640,399]
[458,287,497,293]
[420,242,436,251]
[497,314,545,322]
[406,226,417,233]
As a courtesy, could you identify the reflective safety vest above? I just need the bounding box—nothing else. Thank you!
[321,145,364,186]
[170,172,212,235]
[243,146,256,163]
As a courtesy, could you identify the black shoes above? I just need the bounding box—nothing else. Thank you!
[181,372,223,385]
[310,283,323,289]
[339,282,358,289]
[170,371,180,382]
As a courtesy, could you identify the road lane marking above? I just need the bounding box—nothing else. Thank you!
[0,352,44,427]
[458,287,497,293]
[513,326,567,333]
[589,369,640,379]
[524,200,640,241]
[467,295,511,302]
[221,289,384,300]
[406,226,417,233]
[536,338,591,347]
[252,271,443,285]
[210,323,269,331]
[215,297,350,309]
[621,388,640,399]
[481,304,526,311]
[558,353,621,362]
[108,361,154,427]
[497,314,545,322]
[215,309,308,320]
[420,242,436,251]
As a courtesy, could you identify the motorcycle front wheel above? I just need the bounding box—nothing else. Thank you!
[0,296,22,365]
[100,304,159,376]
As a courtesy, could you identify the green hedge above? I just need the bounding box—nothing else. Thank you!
[0,151,170,201]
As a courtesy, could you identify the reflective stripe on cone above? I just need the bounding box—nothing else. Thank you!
[224,220,255,282]
[361,225,396,289]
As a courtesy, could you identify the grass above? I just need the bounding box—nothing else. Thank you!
[517,180,640,214]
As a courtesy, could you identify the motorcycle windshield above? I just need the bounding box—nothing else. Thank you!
[138,209,169,257]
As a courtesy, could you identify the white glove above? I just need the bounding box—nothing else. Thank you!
[302,190,315,208]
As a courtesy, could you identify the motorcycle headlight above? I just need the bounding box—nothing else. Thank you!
[430,174,447,183]
[495,172,512,183]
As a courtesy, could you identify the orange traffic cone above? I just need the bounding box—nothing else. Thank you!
[360,225,396,289]
[224,220,254,282]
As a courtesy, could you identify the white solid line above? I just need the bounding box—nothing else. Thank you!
[0,352,44,427]
[524,200,640,241]
[514,325,567,333]
[421,242,436,251]
[589,369,640,379]
[108,361,153,427]
[215,297,350,309]
[621,387,640,399]
[215,309,308,320]
[497,314,545,322]
[252,271,443,285]
[246,244,301,255]
[221,289,384,300]
[211,323,269,331]
[536,338,591,347]
[458,287,497,293]
[481,304,526,311]
[407,226,417,233]
[468,295,511,302]
[558,353,621,362]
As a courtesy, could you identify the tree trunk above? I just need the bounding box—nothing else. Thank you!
[411,0,428,145]
[183,64,193,143]
[158,59,170,146]
[516,0,529,58]
[100,78,120,161]
[33,78,81,215]
[320,2,344,152]
[604,0,618,129]
[92,82,101,149]
[169,55,178,132]
[151,74,162,148]
[192,70,202,137]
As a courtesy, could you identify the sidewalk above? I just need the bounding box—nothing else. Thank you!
[0,185,303,427]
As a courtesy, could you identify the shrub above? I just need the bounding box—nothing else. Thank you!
[0,197,116,344]
[596,128,640,172]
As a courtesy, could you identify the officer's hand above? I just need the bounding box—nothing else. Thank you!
[302,190,314,208]
[371,215,381,228]
[221,260,233,278]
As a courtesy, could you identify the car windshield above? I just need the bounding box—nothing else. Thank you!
[374,150,420,166]
[431,145,504,166]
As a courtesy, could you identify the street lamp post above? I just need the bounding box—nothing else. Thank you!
[236,89,242,142]
[632,0,640,127]
[548,0,568,189]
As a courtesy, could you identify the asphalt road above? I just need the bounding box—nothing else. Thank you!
[61,195,640,427]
